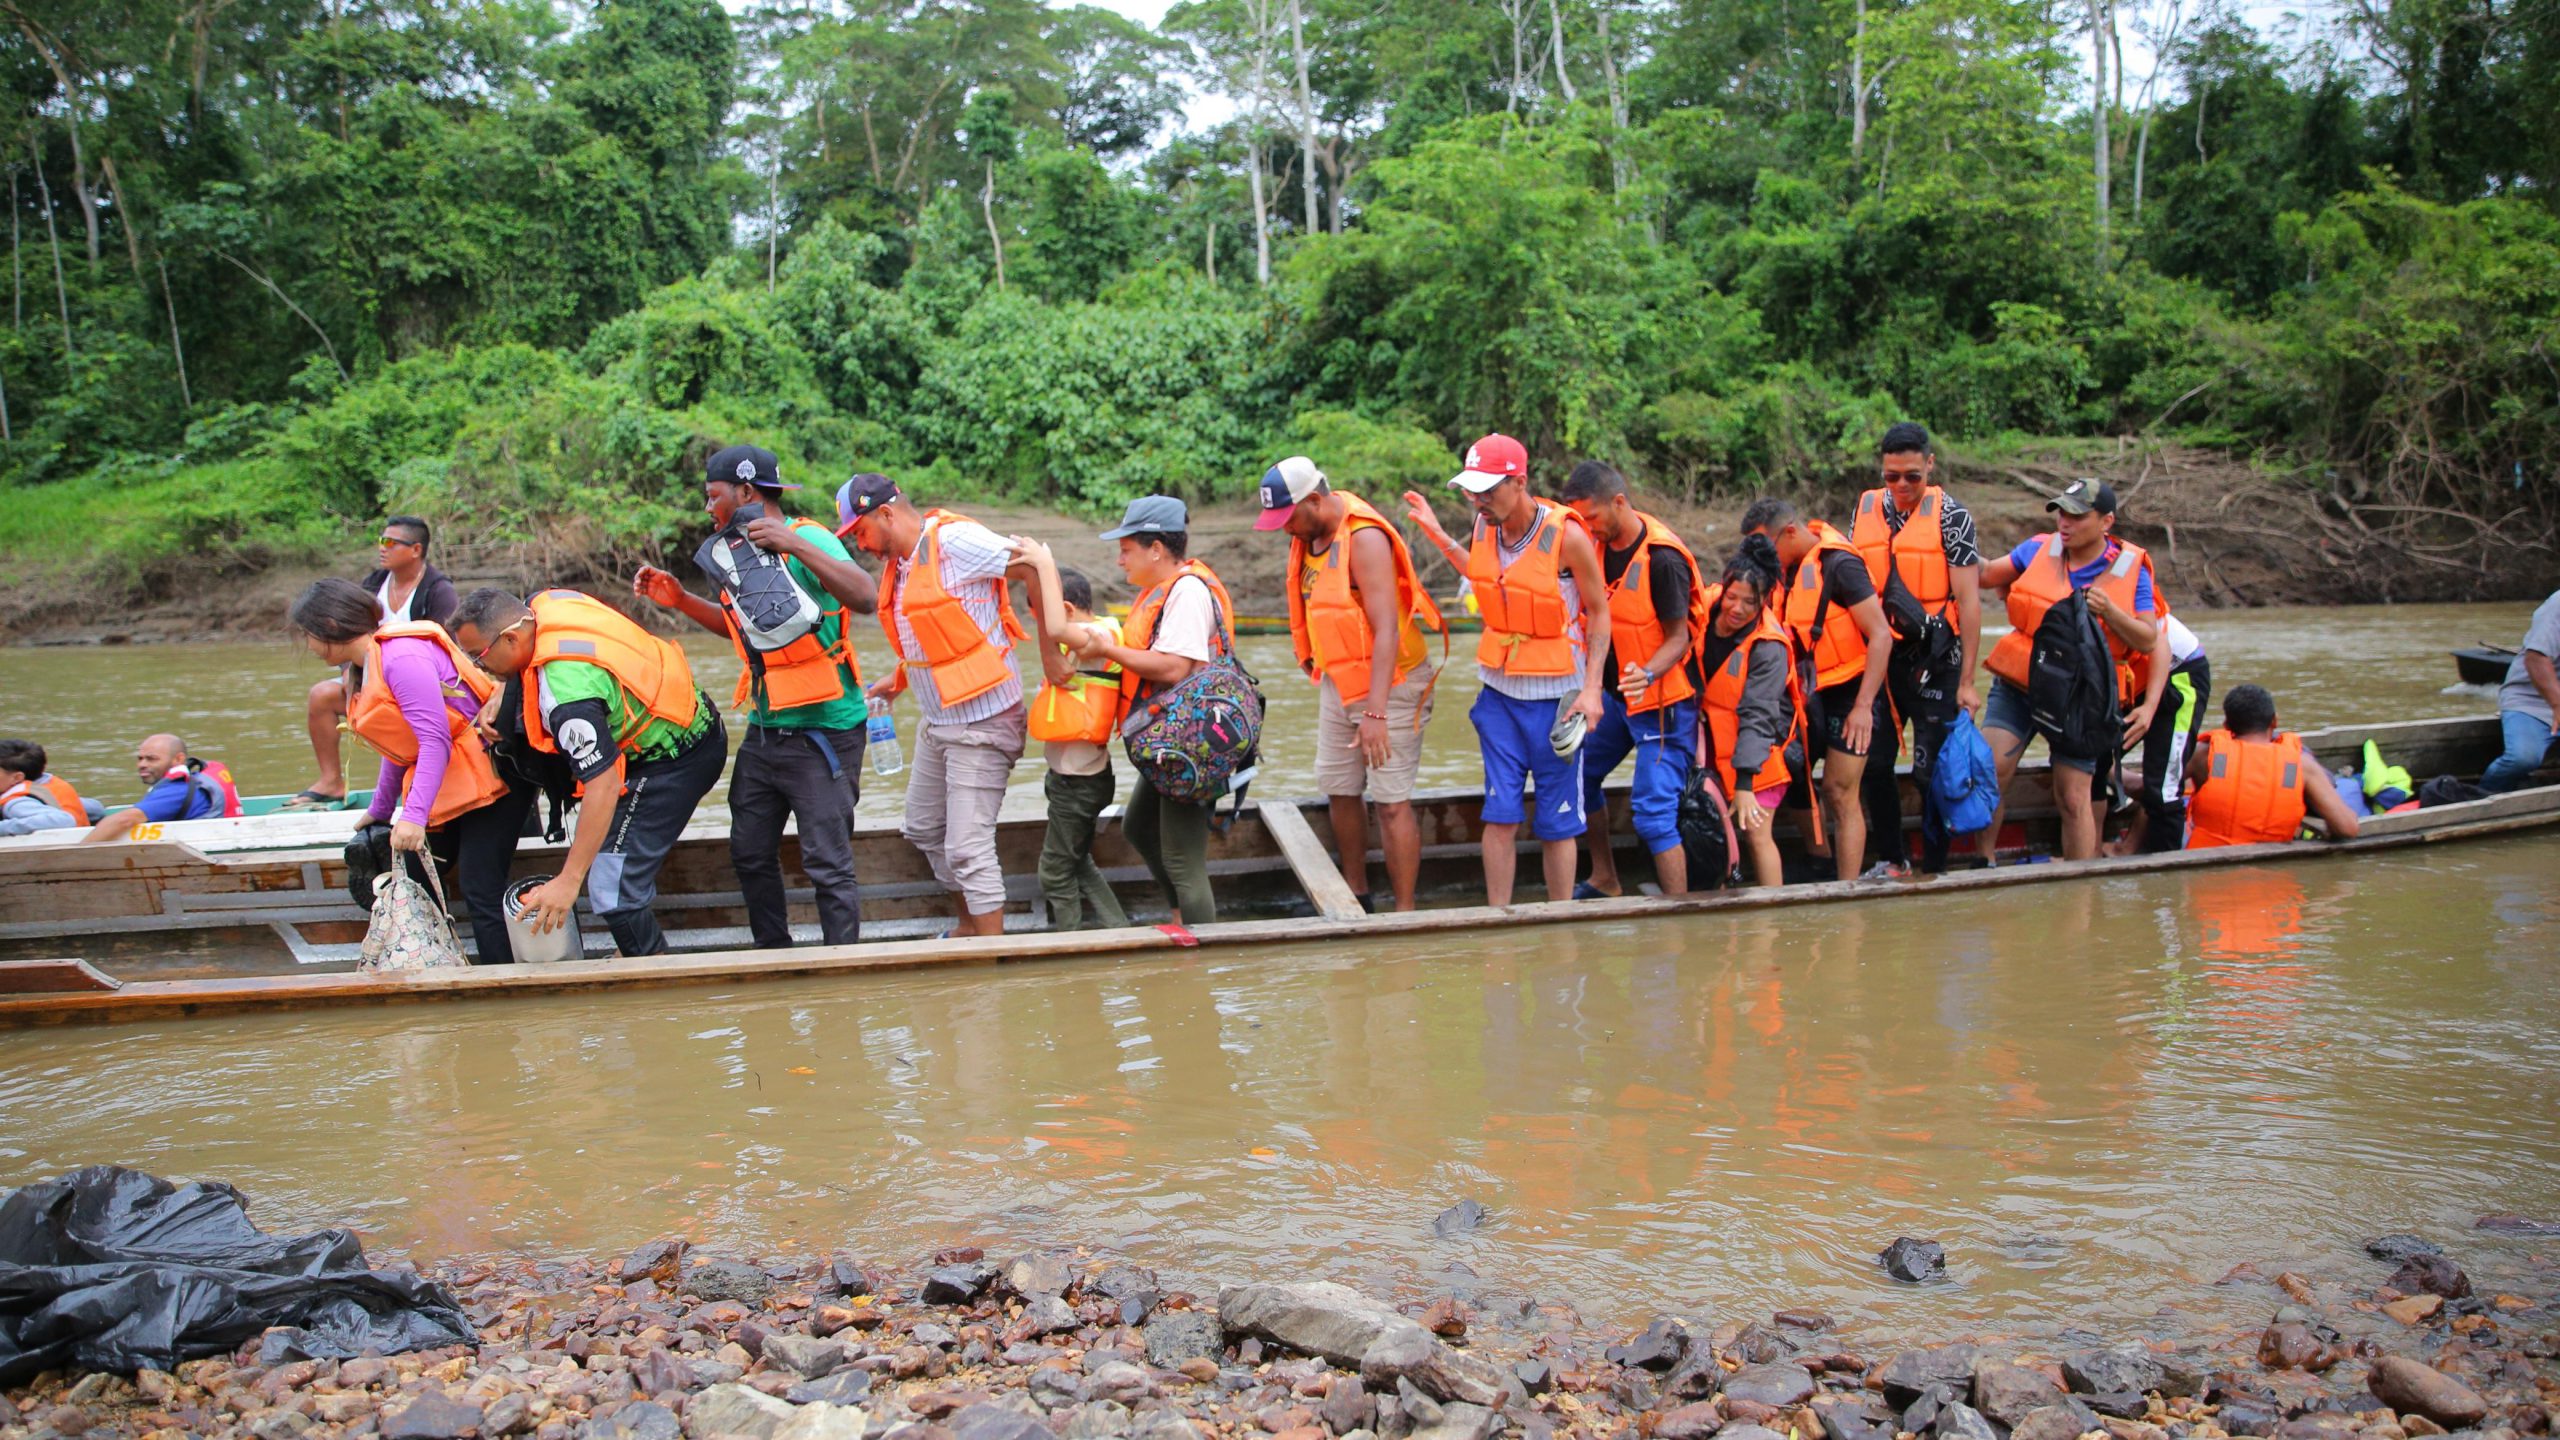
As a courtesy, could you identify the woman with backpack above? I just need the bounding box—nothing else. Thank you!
[288,577,532,964]
[1076,497,1244,926]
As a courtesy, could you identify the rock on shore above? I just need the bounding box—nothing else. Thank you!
[4,1238,2555,1440]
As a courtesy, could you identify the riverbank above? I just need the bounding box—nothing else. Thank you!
[0,441,2419,647]
[8,1222,2554,1440]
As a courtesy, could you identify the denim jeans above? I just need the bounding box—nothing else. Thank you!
[2480,709,2560,793]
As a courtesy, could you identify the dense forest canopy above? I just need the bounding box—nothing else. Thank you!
[0,0,2553,599]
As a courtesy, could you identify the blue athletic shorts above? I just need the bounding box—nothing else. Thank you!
[1472,687,1588,841]
[1582,694,1695,855]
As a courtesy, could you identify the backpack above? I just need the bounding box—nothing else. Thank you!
[694,504,822,652]
[1675,764,1738,890]
[489,676,573,842]
[2025,589,2123,762]
[1121,588,1266,815]
[1928,710,2001,838]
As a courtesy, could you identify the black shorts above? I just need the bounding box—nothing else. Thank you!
[1816,680,1894,756]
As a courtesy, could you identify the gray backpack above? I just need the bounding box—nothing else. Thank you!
[694,503,822,652]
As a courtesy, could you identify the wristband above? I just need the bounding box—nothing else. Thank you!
[1361,710,1388,722]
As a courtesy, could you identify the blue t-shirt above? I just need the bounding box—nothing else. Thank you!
[2004,537,2155,613]
[135,773,217,822]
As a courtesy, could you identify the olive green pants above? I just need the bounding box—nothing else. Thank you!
[1039,768,1129,931]
[1122,771,1217,926]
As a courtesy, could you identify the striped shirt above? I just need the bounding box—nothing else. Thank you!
[893,517,1025,727]
[1477,502,1588,702]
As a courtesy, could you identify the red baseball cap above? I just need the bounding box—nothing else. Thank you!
[1449,433,1527,493]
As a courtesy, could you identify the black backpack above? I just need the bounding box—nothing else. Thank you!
[2025,590,2123,762]
[489,676,575,842]
[1675,764,1738,890]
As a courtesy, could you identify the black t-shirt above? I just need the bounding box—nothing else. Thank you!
[1798,549,1876,622]
[1602,533,1695,677]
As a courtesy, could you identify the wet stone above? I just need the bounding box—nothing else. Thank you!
[1432,1201,1491,1237]
[2368,1357,2489,1429]
[922,1263,998,1307]
[1725,1323,1799,1365]
[1130,1411,1206,1440]
[765,1334,851,1380]
[1881,1346,1983,1404]
[1324,1375,1376,1433]
[1607,1317,1693,1371]
[1092,1265,1161,1318]
[946,1404,1054,1440]
[2156,1356,2208,1400]
[1145,1311,1226,1368]
[1880,1238,1947,1284]
[2084,1393,2152,1419]
[1015,1294,1077,1337]
[485,1393,537,1437]
[1065,1401,1133,1439]
[1081,1361,1151,1406]
[1974,1364,2068,1428]
[1655,1401,1726,1440]
[823,1260,875,1298]
[2386,1259,2474,1301]
[1725,1364,1817,1410]
[1725,1424,1795,1440]
[2367,1236,2445,1264]
[2013,1403,2102,1440]
[2067,1349,2166,1397]
[2260,1324,2327,1371]
[2222,1402,2284,1436]
[1904,1383,1963,1434]
[1933,1402,2001,1440]
[1512,1360,1552,1398]
[621,1240,690,1284]
[999,1253,1073,1300]
[684,1261,775,1306]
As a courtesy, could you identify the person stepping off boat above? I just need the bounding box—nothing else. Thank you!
[638,445,878,951]
[1559,460,1707,899]
[1695,540,1803,889]
[1403,433,1612,908]
[289,577,527,964]
[838,472,1044,940]
[1259,454,1446,913]
[450,587,724,956]
[1740,497,1895,882]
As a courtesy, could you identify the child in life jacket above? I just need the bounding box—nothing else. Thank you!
[1014,542,1131,931]
[0,738,85,835]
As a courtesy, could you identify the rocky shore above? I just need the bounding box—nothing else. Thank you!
[5,1230,2553,1440]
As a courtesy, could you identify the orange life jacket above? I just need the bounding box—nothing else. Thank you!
[1029,616,1126,745]
[1466,501,1585,679]
[1986,533,2154,704]
[1852,486,1958,628]
[347,622,510,828]
[1120,560,1238,708]
[1288,493,1447,704]
[0,772,84,819]
[879,511,1026,709]
[1781,519,1873,689]
[1600,513,1710,713]
[719,517,865,715]
[2186,729,2309,849]
[522,590,704,754]
[1700,602,1800,800]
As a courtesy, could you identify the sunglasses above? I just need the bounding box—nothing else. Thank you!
[471,615,531,664]
[377,535,420,549]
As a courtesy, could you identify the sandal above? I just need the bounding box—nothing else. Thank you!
[278,789,345,811]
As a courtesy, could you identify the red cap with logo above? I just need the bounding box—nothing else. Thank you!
[1448,433,1527,493]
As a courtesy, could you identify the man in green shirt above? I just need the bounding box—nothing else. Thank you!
[636,444,879,947]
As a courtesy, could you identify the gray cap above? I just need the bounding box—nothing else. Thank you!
[1100,495,1189,540]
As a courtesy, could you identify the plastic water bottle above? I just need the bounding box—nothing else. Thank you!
[867,709,904,777]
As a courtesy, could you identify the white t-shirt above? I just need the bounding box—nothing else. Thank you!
[1148,574,1221,664]
[376,573,416,622]
[2160,613,2203,665]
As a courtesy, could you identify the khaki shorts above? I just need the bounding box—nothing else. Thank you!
[1315,665,1436,804]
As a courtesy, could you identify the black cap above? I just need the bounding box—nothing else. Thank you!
[2046,479,2117,517]
[708,444,796,491]
[834,472,903,535]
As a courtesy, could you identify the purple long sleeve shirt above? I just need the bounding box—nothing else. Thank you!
[365,636,476,827]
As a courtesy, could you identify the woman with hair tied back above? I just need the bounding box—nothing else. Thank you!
[287,578,530,963]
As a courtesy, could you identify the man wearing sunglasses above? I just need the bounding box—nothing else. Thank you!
[287,516,459,811]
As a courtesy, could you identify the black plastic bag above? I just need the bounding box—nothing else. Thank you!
[0,1166,473,1384]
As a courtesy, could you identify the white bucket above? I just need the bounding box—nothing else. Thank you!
[503,876,583,965]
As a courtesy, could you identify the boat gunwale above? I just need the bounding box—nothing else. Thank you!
[5,777,2554,1028]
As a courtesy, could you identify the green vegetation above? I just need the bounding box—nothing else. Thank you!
[2,0,2553,606]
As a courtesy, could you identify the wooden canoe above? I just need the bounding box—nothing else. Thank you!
[0,715,2548,1028]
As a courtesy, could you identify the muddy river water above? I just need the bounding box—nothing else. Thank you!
[2,601,2556,1342]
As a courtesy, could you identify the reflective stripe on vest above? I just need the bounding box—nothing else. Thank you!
[1603,514,1706,714]
[1852,487,1956,627]
[1782,519,1871,690]
[348,622,510,828]
[880,511,1023,709]
[523,590,705,753]
[1120,561,1238,709]
[1465,501,1582,678]
[2187,729,2309,849]
[1985,534,2151,692]
[1287,493,1446,704]
[1701,607,1798,801]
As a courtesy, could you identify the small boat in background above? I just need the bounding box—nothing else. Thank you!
[2453,645,2517,687]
